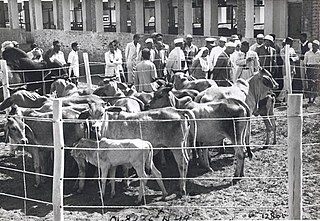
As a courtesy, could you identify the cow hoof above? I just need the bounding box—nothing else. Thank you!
[161,192,169,200]
[34,184,40,188]
[247,151,254,160]
[232,178,241,185]
[76,189,83,194]
[206,167,214,173]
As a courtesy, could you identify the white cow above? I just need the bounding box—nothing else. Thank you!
[71,138,168,203]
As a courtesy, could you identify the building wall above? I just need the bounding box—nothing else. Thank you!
[302,0,320,40]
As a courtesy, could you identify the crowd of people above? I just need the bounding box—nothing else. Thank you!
[1,32,319,104]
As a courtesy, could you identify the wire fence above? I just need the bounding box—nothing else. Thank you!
[0,102,319,220]
[0,52,319,220]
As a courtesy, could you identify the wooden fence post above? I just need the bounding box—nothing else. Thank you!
[52,99,64,221]
[287,94,303,220]
[83,53,93,90]
[285,44,292,94]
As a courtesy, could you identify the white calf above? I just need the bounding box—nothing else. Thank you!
[71,138,168,203]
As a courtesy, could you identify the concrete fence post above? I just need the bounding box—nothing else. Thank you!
[52,99,64,221]
[287,94,303,220]
[83,53,93,90]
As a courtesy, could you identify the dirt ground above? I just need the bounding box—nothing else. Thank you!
[0,98,319,220]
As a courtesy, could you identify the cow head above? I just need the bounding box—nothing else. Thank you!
[148,86,175,109]
[259,68,279,90]
[4,117,35,147]
[173,72,189,90]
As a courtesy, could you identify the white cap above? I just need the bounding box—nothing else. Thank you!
[1,41,14,52]
[235,40,241,46]
[145,38,153,43]
[186,34,193,39]
[257,34,264,39]
[219,37,227,42]
[312,40,320,46]
[231,34,239,40]
[174,38,184,44]
[205,37,217,42]
[225,42,236,48]
[264,35,274,42]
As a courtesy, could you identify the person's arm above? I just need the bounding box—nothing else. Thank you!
[105,52,116,67]
[235,53,246,66]
[151,62,157,79]
[189,59,199,76]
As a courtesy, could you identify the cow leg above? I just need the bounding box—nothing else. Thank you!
[132,161,148,205]
[269,105,277,145]
[109,166,116,198]
[262,117,272,148]
[232,146,245,184]
[121,165,130,190]
[30,148,41,188]
[149,160,168,200]
[160,150,166,168]
[198,147,213,172]
[73,157,86,193]
[100,165,110,197]
[171,149,189,196]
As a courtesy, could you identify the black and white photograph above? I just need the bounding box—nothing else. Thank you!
[0,0,319,220]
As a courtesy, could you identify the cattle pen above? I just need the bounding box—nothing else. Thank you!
[0,56,319,220]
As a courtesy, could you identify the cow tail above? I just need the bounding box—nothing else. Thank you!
[145,141,153,171]
[182,110,197,162]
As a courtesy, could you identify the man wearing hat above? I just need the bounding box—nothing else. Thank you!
[233,41,260,81]
[140,38,155,62]
[211,41,236,86]
[184,34,198,68]
[210,36,227,69]
[166,38,188,81]
[304,40,320,104]
[125,34,141,84]
[255,34,277,75]
[250,34,264,51]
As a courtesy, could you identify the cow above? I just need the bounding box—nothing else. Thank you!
[195,68,278,147]
[173,72,218,92]
[72,138,168,203]
[148,88,251,178]
[4,106,85,187]
[93,80,144,112]
[0,90,104,112]
[1,46,57,94]
[86,103,197,196]
[50,79,78,97]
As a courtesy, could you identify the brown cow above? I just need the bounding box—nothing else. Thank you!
[86,103,197,196]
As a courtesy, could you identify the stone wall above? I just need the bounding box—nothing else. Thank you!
[302,0,320,40]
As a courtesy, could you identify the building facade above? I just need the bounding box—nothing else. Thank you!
[0,0,319,40]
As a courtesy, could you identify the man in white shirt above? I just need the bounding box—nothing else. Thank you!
[304,40,320,103]
[67,42,80,85]
[250,34,264,51]
[105,41,123,81]
[27,43,43,62]
[125,34,141,84]
[210,36,227,69]
[234,41,260,81]
[166,38,188,82]
[44,40,67,76]
[184,34,198,68]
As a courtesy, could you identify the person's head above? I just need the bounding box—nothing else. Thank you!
[133,34,140,44]
[112,40,120,50]
[256,34,264,45]
[145,38,153,49]
[205,37,216,50]
[109,42,115,53]
[174,38,184,48]
[155,33,163,44]
[200,47,209,57]
[225,42,236,55]
[285,37,293,47]
[185,34,193,45]
[235,40,241,51]
[312,40,320,52]
[71,42,79,51]
[141,48,151,60]
[264,35,274,47]
[53,40,61,51]
[300,33,307,43]
[218,37,227,48]
[230,34,239,43]
[240,41,250,53]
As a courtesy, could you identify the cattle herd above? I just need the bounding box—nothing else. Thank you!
[1,66,279,205]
